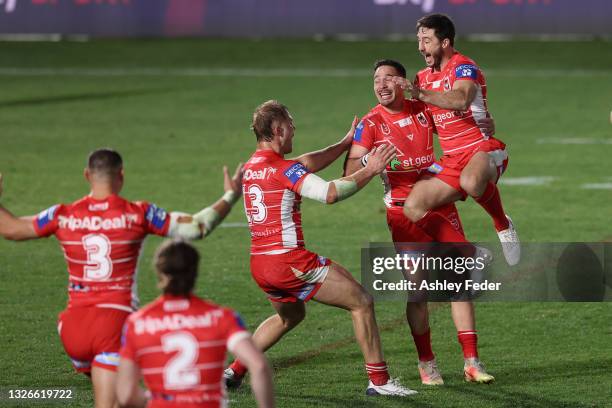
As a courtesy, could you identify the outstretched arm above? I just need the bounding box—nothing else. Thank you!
[167,163,244,240]
[298,144,395,204]
[292,117,358,173]
[0,173,39,241]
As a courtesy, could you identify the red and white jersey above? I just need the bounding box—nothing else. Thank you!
[33,194,170,311]
[120,295,249,408]
[353,99,435,207]
[416,51,497,155]
[242,149,309,255]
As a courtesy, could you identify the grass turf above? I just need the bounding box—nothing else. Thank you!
[0,38,610,407]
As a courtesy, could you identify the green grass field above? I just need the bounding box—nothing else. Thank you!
[0,39,611,407]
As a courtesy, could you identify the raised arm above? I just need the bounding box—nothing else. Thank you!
[298,144,395,205]
[292,117,358,173]
[343,143,370,177]
[0,173,39,241]
[167,163,244,240]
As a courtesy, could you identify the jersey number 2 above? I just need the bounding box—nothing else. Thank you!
[162,331,200,389]
[83,234,112,280]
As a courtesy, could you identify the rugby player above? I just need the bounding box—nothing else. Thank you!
[394,13,520,266]
[345,60,495,384]
[117,240,274,408]
[0,149,243,408]
[224,100,416,396]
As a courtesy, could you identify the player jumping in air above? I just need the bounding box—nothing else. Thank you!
[224,100,417,397]
[0,149,243,408]
[394,13,520,266]
[345,59,495,385]
[117,240,274,408]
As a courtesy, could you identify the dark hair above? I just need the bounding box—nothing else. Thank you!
[416,13,456,46]
[252,100,291,142]
[374,59,407,78]
[154,240,200,296]
[87,148,123,177]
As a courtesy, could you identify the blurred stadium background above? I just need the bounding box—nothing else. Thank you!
[0,0,610,407]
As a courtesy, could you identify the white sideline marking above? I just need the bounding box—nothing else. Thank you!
[537,138,612,145]
[220,222,248,228]
[580,183,612,190]
[0,67,609,78]
[498,176,556,186]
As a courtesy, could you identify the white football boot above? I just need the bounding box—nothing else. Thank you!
[497,215,520,266]
[366,378,418,396]
[418,359,444,385]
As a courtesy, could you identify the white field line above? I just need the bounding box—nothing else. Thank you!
[0,67,610,78]
[498,176,557,186]
[537,138,612,145]
[580,183,612,190]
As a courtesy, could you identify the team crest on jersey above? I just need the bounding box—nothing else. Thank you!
[443,77,451,91]
[416,112,428,127]
[380,123,391,135]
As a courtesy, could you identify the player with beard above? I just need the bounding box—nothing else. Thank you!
[394,13,520,267]
[345,60,495,385]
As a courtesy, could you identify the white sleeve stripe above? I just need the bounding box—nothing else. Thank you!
[227,331,251,353]
[300,173,330,203]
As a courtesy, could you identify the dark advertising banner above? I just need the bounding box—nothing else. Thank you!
[0,0,611,38]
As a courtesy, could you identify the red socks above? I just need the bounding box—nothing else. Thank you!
[457,330,479,359]
[475,182,509,232]
[365,362,390,386]
[229,360,248,377]
[411,329,435,362]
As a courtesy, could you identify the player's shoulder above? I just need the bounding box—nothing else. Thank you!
[361,107,384,125]
[416,67,430,79]
[452,51,478,66]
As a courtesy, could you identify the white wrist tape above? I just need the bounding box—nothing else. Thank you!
[333,179,358,201]
[193,207,222,237]
[222,190,239,205]
[167,212,202,240]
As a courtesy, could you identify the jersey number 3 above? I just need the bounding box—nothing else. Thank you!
[246,184,267,224]
[83,234,112,280]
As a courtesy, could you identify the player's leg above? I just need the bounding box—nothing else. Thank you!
[313,262,416,396]
[403,177,469,244]
[405,301,443,386]
[91,366,119,408]
[226,300,305,387]
[461,151,519,266]
[450,301,494,384]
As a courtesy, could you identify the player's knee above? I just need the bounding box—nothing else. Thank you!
[353,290,374,313]
[460,173,485,197]
[403,197,425,222]
[280,310,305,330]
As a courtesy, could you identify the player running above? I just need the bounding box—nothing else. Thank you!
[0,149,243,408]
[117,240,274,408]
[394,13,520,266]
[224,100,416,397]
[345,59,495,385]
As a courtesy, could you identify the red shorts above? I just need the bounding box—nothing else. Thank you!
[57,306,130,373]
[386,204,465,244]
[429,138,509,193]
[250,249,331,303]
